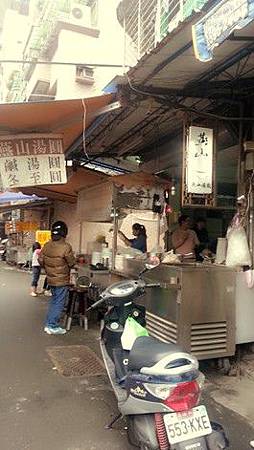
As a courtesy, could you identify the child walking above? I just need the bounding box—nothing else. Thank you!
[30,242,42,297]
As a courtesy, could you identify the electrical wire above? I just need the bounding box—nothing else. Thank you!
[125,73,254,122]
[81,98,89,161]
[0,59,129,68]
[245,170,254,223]
[126,72,164,99]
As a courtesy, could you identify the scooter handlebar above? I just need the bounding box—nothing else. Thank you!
[87,296,106,311]
[145,283,160,288]
[87,280,160,311]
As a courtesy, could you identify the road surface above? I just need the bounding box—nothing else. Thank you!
[0,263,253,450]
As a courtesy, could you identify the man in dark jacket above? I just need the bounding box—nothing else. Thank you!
[39,221,75,335]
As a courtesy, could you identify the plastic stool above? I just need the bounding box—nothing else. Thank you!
[64,287,89,331]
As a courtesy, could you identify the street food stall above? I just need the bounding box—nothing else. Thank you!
[41,0,254,367]
[0,192,51,266]
[76,130,254,367]
[77,171,168,299]
[79,257,236,362]
[77,172,169,267]
[4,217,39,265]
[77,171,236,362]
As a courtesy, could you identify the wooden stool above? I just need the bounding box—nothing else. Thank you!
[64,286,89,331]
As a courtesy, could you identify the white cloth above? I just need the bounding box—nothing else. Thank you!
[32,249,41,267]
[226,226,251,267]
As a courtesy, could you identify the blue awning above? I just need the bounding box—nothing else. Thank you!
[0,191,47,204]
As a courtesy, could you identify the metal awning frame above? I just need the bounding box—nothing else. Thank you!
[70,8,254,164]
[0,200,52,213]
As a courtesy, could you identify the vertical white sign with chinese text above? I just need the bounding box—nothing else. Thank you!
[0,134,67,189]
[186,126,214,194]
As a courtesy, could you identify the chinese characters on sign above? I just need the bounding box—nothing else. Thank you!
[5,221,39,234]
[192,0,253,62]
[0,134,67,189]
[186,126,214,195]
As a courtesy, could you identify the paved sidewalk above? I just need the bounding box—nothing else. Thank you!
[0,264,132,450]
[0,263,254,450]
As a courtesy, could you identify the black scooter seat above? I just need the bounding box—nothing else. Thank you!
[128,336,183,371]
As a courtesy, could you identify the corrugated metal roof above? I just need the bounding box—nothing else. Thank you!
[75,1,254,162]
[126,14,254,89]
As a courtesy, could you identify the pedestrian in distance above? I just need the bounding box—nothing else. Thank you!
[27,245,33,270]
[30,242,42,297]
[39,221,75,335]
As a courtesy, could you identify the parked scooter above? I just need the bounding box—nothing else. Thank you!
[0,238,8,261]
[85,262,228,450]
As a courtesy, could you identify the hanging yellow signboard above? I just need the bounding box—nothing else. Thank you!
[36,230,51,247]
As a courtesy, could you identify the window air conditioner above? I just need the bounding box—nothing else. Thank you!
[244,141,254,152]
[244,141,254,171]
[70,2,91,27]
[76,66,94,85]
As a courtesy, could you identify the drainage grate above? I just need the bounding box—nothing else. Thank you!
[46,345,105,377]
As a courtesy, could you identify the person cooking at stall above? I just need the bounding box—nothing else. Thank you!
[193,217,209,260]
[172,215,199,257]
[193,217,209,248]
[117,223,147,253]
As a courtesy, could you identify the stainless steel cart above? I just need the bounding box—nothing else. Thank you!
[127,261,236,360]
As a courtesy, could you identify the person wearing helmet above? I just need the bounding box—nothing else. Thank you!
[39,221,75,335]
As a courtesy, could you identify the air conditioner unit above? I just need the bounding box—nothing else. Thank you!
[70,2,91,27]
[244,141,254,152]
[76,66,94,85]
[244,141,254,170]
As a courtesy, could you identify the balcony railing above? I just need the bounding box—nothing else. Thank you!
[5,1,98,102]
[25,0,98,59]
[6,70,26,103]
[118,0,209,65]
[17,0,99,99]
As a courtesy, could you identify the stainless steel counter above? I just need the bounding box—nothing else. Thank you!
[140,263,235,360]
[235,272,254,345]
[78,265,125,289]
[78,261,236,360]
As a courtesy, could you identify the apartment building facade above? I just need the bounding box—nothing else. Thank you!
[117,0,210,64]
[1,0,125,103]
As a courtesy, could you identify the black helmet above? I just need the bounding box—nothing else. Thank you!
[51,221,68,240]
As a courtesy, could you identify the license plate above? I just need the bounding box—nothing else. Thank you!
[164,405,212,444]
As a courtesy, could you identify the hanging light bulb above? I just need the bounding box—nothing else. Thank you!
[171,178,176,196]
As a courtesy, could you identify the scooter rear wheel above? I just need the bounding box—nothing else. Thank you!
[127,418,153,449]
[127,417,139,447]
